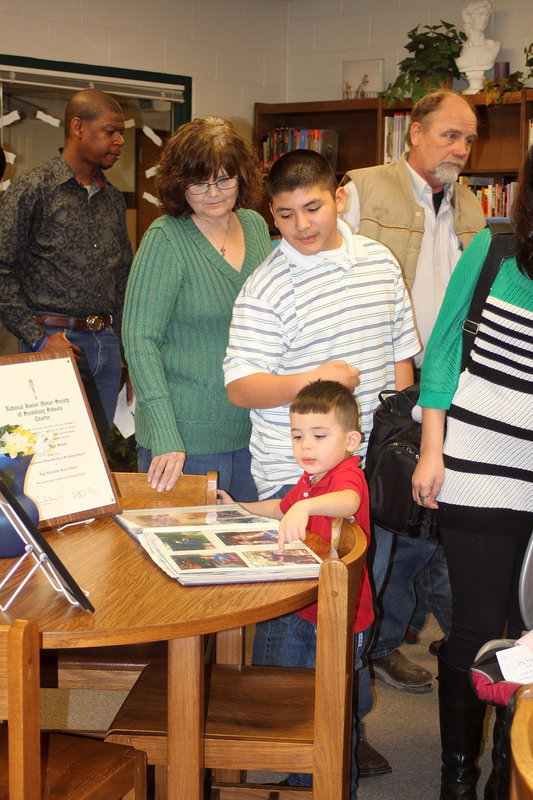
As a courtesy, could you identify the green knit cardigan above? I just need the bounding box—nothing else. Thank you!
[123,209,271,456]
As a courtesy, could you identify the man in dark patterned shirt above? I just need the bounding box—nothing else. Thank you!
[0,145,18,357]
[0,89,133,444]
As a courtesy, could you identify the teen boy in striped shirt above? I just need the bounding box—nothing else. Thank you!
[223,148,420,793]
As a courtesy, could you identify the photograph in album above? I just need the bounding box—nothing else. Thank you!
[114,503,323,586]
[115,503,275,533]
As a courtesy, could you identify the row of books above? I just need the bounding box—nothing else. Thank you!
[459,176,518,218]
[383,112,411,164]
[115,503,323,586]
[260,127,338,172]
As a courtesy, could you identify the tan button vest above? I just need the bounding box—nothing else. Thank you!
[344,153,486,289]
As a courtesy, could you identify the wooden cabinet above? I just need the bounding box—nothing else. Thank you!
[254,88,533,179]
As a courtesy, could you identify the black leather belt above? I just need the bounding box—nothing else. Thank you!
[34,314,113,331]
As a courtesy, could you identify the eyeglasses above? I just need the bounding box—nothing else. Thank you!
[186,176,239,195]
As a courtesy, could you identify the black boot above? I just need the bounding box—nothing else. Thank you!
[438,650,486,800]
[484,704,513,800]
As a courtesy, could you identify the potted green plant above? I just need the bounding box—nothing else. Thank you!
[383,21,467,104]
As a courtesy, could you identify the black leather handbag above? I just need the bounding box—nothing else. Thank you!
[364,383,437,538]
[365,222,517,538]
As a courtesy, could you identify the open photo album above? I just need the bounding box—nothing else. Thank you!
[114,503,323,586]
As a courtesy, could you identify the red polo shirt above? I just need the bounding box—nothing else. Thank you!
[280,456,373,631]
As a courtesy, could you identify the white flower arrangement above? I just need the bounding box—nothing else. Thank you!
[0,424,51,458]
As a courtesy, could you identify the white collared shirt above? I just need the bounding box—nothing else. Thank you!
[343,163,464,365]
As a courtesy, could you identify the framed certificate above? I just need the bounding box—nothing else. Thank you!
[0,351,120,528]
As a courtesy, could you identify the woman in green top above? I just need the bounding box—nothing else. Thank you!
[123,117,271,498]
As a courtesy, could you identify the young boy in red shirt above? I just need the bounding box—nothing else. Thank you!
[220,379,372,795]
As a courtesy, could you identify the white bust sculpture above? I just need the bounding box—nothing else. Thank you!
[456,0,501,94]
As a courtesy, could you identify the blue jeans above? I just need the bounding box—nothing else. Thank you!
[22,323,122,446]
[137,445,258,502]
[370,533,439,659]
[252,613,372,797]
[353,524,392,741]
[368,525,394,597]
[408,544,452,636]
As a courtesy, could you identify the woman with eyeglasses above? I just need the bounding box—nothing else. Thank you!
[123,117,271,497]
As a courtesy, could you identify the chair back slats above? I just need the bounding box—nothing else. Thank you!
[510,683,533,800]
[2,621,148,800]
[4,619,42,800]
[313,521,365,797]
[113,471,218,507]
[0,628,7,720]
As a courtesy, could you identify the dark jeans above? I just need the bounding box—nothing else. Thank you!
[409,543,452,636]
[370,532,440,658]
[22,323,122,446]
[137,445,258,502]
[439,504,532,671]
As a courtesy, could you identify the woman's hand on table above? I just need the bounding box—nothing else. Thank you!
[148,451,186,492]
[217,489,234,504]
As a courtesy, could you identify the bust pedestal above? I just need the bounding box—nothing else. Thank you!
[461,68,486,94]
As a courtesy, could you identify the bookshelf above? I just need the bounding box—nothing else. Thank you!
[254,98,381,177]
[253,88,533,224]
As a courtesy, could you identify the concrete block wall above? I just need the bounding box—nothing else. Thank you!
[0,0,289,137]
[1,0,531,128]
[286,0,533,102]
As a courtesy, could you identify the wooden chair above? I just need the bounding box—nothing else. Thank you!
[510,683,533,800]
[0,618,146,800]
[47,471,218,693]
[105,519,367,800]
[112,471,218,508]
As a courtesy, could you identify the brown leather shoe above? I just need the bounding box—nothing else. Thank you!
[429,637,445,657]
[371,649,433,692]
[356,739,392,778]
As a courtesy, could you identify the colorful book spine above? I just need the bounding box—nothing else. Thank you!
[260,128,338,172]
[383,112,411,164]
[459,176,518,218]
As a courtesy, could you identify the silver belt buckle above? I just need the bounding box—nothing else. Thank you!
[86,314,105,331]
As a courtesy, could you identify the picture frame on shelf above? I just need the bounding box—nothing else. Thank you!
[342,59,383,99]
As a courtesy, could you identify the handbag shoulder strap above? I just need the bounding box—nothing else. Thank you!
[461,221,518,372]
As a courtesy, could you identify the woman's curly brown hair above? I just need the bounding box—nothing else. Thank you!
[154,116,263,217]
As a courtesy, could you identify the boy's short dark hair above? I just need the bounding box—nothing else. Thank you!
[265,149,338,200]
[290,380,360,432]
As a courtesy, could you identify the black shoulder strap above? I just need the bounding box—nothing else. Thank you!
[461,221,518,372]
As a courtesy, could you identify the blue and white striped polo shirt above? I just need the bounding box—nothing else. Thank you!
[224,220,420,499]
